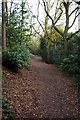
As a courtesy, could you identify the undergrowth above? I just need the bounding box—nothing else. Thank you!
[2,44,31,72]
[2,75,16,119]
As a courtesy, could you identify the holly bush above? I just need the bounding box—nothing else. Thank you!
[2,44,31,71]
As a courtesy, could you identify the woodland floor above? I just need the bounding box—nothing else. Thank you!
[2,54,79,119]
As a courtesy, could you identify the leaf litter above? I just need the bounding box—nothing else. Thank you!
[2,54,79,118]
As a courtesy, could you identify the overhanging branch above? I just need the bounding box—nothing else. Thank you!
[37,16,44,32]
[33,25,43,38]
[69,6,79,17]
[69,12,80,29]
[42,0,63,37]
[67,29,80,40]
[72,0,80,5]
[54,8,63,25]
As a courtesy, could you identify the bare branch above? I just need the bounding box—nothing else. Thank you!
[54,8,63,25]
[42,0,63,37]
[37,16,44,32]
[72,0,80,5]
[36,0,45,32]
[69,6,79,17]
[26,1,33,14]
[51,3,54,8]
[33,25,43,38]
[10,0,13,15]
[67,29,80,40]
[54,0,59,20]
[37,0,40,15]
[69,11,80,29]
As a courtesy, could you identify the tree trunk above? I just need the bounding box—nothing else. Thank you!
[78,5,80,36]
[45,2,49,62]
[10,0,13,15]
[63,2,69,58]
[6,0,8,27]
[20,0,24,45]
[2,1,6,50]
[63,34,68,58]
[46,44,49,63]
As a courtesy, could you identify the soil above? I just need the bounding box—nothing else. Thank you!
[2,54,79,119]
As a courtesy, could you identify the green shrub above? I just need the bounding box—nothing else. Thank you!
[28,37,41,55]
[2,44,31,71]
[40,36,64,64]
[60,35,80,73]
[60,54,79,73]
[40,37,47,61]
[49,46,64,65]
[71,74,80,89]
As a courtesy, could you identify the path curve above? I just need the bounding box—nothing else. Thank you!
[31,54,79,118]
[3,54,79,119]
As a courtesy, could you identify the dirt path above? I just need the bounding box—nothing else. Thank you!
[3,54,79,119]
[31,54,79,118]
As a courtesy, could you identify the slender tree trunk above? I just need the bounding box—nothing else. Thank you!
[63,2,69,58]
[2,1,6,50]
[78,5,80,36]
[10,0,13,15]
[63,34,68,58]
[45,2,49,62]
[20,0,24,45]
[6,0,8,27]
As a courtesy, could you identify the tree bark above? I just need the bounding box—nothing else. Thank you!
[45,2,49,62]
[6,0,8,27]
[63,35,68,58]
[63,2,69,57]
[10,0,13,15]
[2,1,6,50]
[20,0,24,45]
